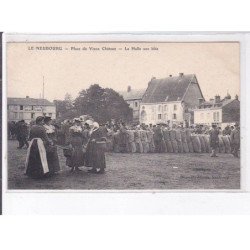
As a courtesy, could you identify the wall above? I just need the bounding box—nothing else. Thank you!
[183,81,204,108]
[194,108,222,125]
[8,105,56,123]
[126,99,141,122]
[139,102,183,125]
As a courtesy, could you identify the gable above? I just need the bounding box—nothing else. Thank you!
[183,76,204,108]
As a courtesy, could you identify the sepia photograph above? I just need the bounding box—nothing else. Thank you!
[6,40,241,190]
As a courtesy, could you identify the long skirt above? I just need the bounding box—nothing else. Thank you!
[67,136,85,168]
[25,138,51,178]
[87,141,106,170]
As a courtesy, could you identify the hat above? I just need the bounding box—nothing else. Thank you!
[44,116,52,123]
[85,119,94,126]
[36,116,44,124]
[93,122,99,129]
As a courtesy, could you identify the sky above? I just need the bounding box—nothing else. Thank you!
[7,42,240,102]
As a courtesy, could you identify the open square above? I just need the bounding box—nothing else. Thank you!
[8,140,240,190]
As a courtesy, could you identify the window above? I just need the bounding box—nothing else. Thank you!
[173,113,177,119]
[174,104,177,111]
[31,113,35,119]
[158,114,162,120]
[13,113,18,119]
[158,105,162,112]
[217,112,220,122]
[20,105,23,110]
[213,111,220,122]
[134,101,138,108]
[164,114,168,120]
[164,105,168,112]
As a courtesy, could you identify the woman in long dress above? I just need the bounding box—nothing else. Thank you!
[86,122,106,174]
[66,118,85,172]
[25,116,60,178]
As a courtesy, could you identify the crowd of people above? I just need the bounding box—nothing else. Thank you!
[8,117,240,179]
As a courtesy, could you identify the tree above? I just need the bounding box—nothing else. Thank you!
[53,93,76,121]
[74,84,133,123]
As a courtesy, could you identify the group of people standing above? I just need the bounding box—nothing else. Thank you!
[24,116,106,179]
[10,116,240,178]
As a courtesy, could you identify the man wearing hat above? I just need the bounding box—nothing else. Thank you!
[230,122,240,157]
[209,123,219,157]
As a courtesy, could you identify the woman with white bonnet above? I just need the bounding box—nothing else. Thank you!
[86,121,106,174]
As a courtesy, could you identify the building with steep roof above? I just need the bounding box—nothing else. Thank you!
[119,86,145,123]
[8,96,56,123]
[140,73,204,126]
[193,94,240,128]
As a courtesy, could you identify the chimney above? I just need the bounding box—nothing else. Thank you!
[179,73,184,77]
[198,98,204,107]
[169,74,172,77]
[214,95,221,103]
[127,85,131,93]
[225,93,231,99]
[26,96,29,98]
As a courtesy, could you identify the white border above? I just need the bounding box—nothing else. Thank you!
[2,33,250,214]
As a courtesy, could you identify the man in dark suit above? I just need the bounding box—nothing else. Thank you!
[209,124,219,157]
[16,120,29,149]
[230,122,240,157]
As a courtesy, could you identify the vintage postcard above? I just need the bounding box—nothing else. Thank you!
[3,34,242,192]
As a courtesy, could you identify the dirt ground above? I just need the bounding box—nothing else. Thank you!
[7,140,240,190]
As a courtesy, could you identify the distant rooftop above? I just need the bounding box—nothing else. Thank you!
[142,73,203,103]
[8,97,55,106]
[199,94,239,109]
[119,86,145,101]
